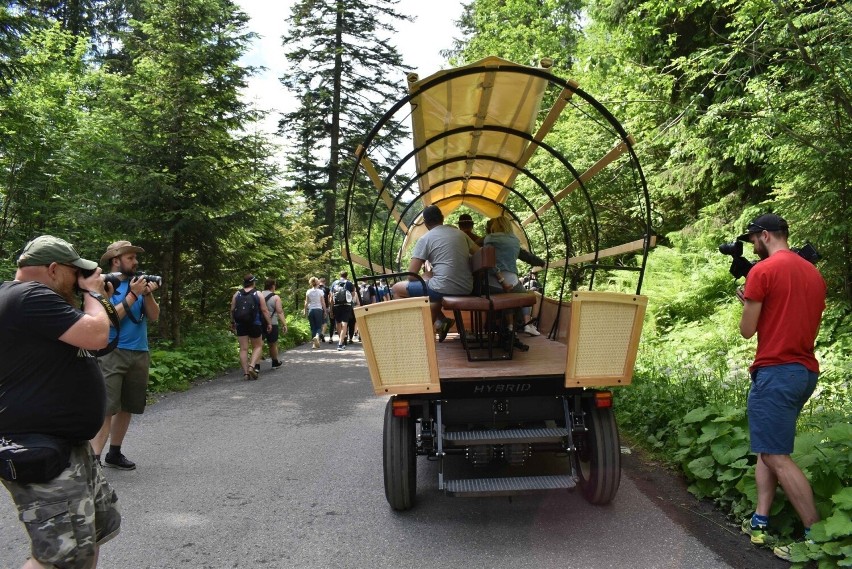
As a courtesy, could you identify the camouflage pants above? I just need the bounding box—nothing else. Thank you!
[2,443,121,569]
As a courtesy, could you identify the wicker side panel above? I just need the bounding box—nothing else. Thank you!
[565,291,647,387]
[355,297,441,396]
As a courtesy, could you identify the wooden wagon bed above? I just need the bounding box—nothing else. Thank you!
[436,333,566,380]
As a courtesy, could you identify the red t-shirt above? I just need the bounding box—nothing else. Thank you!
[744,249,826,372]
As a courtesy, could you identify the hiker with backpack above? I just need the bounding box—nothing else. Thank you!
[329,271,358,351]
[230,274,272,380]
[261,278,287,371]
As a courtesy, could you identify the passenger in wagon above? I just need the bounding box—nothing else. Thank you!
[483,215,540,336]
[457,213,483,245]
[392,205,480,341]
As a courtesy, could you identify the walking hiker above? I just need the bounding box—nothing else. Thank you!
[91,240,160,471]
[319,277,333,343]
[261,278,287,370]
[304,276,327,349]
[735,214,826,560]
[231,274,272,380]
[329,271,358,351]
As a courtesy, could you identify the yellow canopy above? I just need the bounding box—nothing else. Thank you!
[399,56,550,254]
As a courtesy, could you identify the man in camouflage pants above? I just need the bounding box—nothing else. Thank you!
[0,236,121,568]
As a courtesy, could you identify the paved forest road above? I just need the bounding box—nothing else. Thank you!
[1,341,785,569]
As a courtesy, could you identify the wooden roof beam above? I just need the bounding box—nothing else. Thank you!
[522,136,634,227]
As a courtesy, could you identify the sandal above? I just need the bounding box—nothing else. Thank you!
[243,374,251,381]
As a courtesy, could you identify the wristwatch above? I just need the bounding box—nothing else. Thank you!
[87,291,105,300]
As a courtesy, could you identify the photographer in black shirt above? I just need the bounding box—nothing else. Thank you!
[0,235,121,569]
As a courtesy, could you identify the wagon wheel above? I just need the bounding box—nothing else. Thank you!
[575,401,621,504]
[383,397,416,510]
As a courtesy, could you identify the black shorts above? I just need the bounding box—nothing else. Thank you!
[262,324,279,343]
[235,323,263,338]
[332,304,353,323]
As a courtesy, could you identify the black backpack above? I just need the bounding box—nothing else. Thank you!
[232,289,259,325]
[332,280,352,306]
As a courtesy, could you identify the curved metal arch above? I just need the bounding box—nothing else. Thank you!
[345,62,652,298]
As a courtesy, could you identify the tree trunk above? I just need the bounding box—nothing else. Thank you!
[323,2,344,251]
[168,232,182,346]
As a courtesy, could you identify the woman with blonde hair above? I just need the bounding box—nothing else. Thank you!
[304,276,327,349]
[484,215,540,336]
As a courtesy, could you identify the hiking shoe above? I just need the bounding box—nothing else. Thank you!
[271,360,283,369]
[104,452,136,471]
[254,363,261,373]
[437,318,455,342]
[312,336,320,349]
[741,518,772,545]
[773,539,813,561]
[523,324,540,336]
[337,344,345,351]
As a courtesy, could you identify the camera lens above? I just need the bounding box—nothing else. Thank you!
[718,241,742,257]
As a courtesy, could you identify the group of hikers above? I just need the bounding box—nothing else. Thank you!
[302,272,390,352]
[230,271,392,378]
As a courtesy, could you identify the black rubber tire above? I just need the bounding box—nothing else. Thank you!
[382,397,416,510]
[575,402,621,505]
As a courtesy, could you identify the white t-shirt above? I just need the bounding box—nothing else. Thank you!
[305,287,324,310]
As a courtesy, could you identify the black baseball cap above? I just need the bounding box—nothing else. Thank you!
[737,213,788,242]
[458,213,473,224]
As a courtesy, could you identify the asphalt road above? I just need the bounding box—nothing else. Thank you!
[0,341,786,569]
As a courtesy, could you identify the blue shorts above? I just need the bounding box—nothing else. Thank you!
[748,363,817,455]
[406,280,446,303]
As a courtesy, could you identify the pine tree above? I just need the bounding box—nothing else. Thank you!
[106,0,275,344]
[280,0,412,250]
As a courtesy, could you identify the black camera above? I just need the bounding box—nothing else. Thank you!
[79,268,122,292]
[135,273,163,286]
[718,240,821,279]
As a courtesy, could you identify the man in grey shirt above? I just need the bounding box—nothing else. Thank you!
[392,205,479,341]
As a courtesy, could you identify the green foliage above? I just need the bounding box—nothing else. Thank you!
[148,329,236,392]
[147,320,313,393]
[445,0,584,72]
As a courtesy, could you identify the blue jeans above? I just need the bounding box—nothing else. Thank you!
[308,308,324,338]
[406,280,447,303]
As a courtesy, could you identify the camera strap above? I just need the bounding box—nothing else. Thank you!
[119,282,144,325]
[87,292,121,357]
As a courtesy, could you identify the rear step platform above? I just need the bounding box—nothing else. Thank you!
[443,427,570,445]
[445,474,576,497]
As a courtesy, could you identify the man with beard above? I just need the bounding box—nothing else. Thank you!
[90,241,160,471]
[1,235,121,568]
[735,214,826,560]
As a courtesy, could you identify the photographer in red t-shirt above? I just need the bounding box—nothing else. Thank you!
[735,213,826,559]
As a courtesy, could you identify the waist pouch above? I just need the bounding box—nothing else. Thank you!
[0,434,73,484]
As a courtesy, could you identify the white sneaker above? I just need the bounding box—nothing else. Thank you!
[523,324,540,336]
[312,335,320,349]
